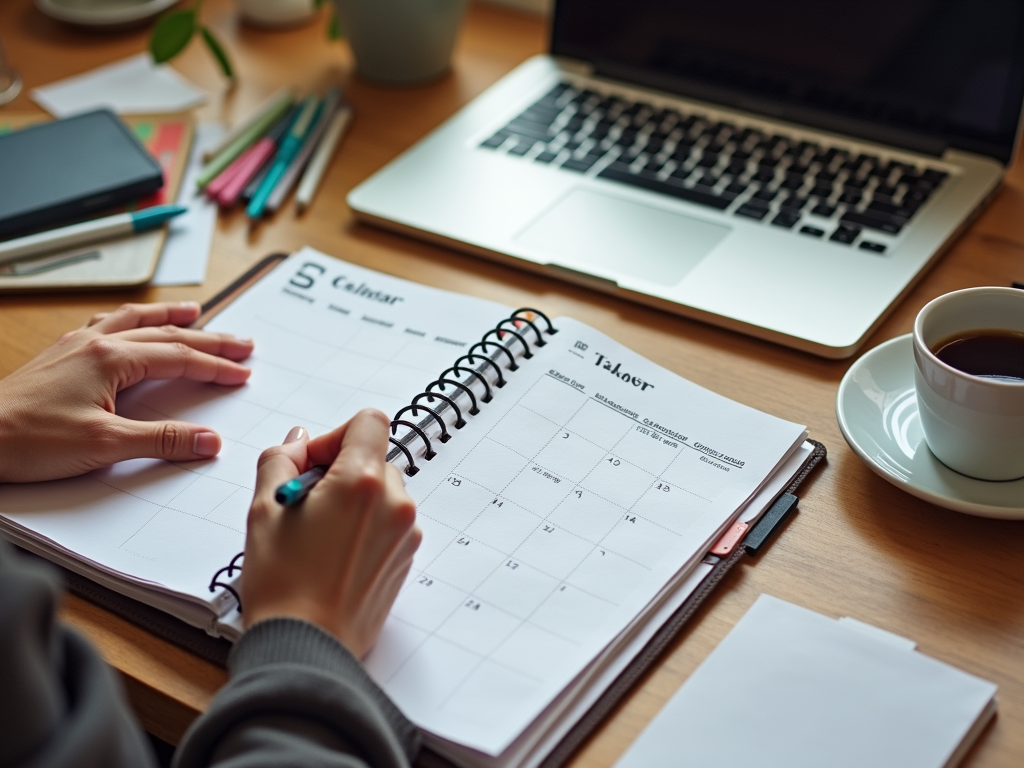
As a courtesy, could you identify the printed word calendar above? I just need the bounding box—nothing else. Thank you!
[0,249,807,766]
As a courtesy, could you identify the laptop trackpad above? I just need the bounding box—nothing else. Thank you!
[515,188,731,286]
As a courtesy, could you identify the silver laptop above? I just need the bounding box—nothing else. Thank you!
[349,0,1024,358]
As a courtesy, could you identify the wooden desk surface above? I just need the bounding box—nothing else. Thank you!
[2,1,1023,763]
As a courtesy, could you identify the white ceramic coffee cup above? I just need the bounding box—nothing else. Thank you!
[913,287,1024,481]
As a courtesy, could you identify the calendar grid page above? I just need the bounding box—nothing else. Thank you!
[368,317,806,755]
[0,249,509,617]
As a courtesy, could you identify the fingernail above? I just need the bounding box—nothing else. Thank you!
[284,426,306,444]
[238,337,254,345]
[179,301,200,310]
[194,432,220,457]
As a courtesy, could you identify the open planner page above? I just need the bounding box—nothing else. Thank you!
[370,316,806,756]
[0,249,509,620]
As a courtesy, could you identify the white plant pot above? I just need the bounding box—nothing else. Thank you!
[238,0,319,27]
[334,0,468,85]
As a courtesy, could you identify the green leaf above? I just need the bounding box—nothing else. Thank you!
[200,26,235,79]
[327,9,343,40]
[150,10,196,63]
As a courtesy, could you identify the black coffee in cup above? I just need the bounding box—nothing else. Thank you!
[932,330,1024,382]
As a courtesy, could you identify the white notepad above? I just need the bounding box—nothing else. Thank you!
[614,595,998,768]
[0,249,811,768]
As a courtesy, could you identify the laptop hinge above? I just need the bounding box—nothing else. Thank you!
[553,56,594,77]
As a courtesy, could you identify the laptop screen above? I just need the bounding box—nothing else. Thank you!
[551,0,1024,164]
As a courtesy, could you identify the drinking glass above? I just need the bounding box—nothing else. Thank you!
[0,38,22,107]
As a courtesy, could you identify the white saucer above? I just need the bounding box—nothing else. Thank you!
[36,0,178,28]
[836,333,1024,519]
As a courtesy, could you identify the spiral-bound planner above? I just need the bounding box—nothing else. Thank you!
[0,248,824,768]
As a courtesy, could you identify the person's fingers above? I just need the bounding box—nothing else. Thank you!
[328,409,391,490]
[99,416,224,464]
[90,301,202,334]
[114,326,254,361]
[114,339,252,389]
[305,420,354,468]
[305,408,390,472]
[252,427,311,506]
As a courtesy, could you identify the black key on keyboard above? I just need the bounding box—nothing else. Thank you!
[562,155,599,172]
[508,141,535,156]
[597,165,733,209]
[506,120,553,141]
[830,225,860,244]
[698,152,720,168]
[615,129,638,147]
[780,195,808,211]
[481,132,510,149]
[535,151,559,164]
[772,212,801,228]
[800,225,825,237]
[725,182,748,195]
[735,203,770,220]
[643,159,664,173]
[780,176,804,190]
[811,203,837,217]
[645,137,665,154]
[670,167,691,181]
[839,191,862,205]
[859,241,887,253]
[844,177,867,190]
[840,210,904,234]
[867,200,913,218]
[522,106,561,124]
[753,170,775,183]
[753,188,777,202]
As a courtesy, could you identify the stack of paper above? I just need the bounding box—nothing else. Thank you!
[615,595,997,768]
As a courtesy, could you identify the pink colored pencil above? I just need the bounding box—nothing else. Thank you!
[216,139,276,207]
[205,143,257,200]
[215,105,297,207]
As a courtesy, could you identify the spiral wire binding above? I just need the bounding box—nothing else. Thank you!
[208,552,245,612]
[207,308,557,614]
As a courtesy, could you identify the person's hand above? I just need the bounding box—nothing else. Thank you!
[0,301,253,483]
[242,410,422,657]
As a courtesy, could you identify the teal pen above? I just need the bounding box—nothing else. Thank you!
[246,95,320,220]
[275,465,328,506]
[0,205,187,266]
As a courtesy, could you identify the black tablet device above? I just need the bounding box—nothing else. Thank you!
[0,109,164,239]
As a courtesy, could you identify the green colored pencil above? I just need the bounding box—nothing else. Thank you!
[196,94,294,190]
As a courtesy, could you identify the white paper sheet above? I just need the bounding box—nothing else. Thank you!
[152,123,224,287]
[614,595,997,768]
[31,54,206,117]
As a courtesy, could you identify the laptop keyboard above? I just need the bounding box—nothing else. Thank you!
[480,83,950,254]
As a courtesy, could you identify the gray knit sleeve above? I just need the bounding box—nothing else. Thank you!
[173,618,421,768]
[0,539,157,768]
